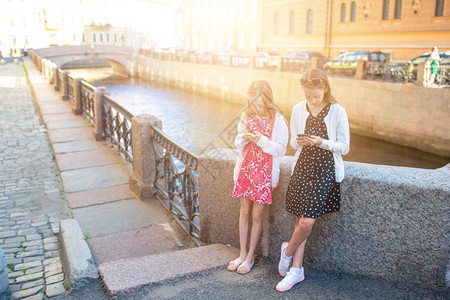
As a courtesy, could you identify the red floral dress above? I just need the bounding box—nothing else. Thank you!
[232,114,274,204]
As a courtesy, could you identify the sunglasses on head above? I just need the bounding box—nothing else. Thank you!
[300,78,325,87]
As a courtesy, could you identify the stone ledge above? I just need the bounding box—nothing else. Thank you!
[59,219,98,290]
[98,243,239,296]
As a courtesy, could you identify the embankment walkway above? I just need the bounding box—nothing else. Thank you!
[0,58,446,299]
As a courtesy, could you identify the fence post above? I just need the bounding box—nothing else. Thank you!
[54,68,59,91]
[62,71,69,100]
[129,114,162,200]
[72,78,82,115]
[276,57,283,72]
[415,62,426,86]
[93,87,108,141]
[354,60,365,80]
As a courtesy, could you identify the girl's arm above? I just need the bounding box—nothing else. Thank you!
[289,105,302,150]
[256,115,288,157]
[234,112,249,150]
[318,106,350,155]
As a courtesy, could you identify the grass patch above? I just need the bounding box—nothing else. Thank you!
[7,264,15,271]
[63,282,70,290]
[83,233,90,239]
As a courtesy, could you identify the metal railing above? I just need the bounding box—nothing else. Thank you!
[151,126,200,245]
[80,81,96,126]
[103,94,134,167]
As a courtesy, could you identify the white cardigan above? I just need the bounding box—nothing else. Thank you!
[290,101,350,182]
[234,113,289,188]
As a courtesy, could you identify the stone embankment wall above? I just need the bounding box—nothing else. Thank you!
[198,149,449,289]
[135,55,450,157]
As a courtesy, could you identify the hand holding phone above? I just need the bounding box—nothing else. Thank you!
[297,133,311,137]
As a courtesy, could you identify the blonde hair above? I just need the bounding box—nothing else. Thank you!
[301,68,337,104]
[243,80,278,121]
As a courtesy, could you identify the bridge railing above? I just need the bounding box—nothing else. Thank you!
[30,50,201,245]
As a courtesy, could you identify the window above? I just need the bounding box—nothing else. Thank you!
[394,0,402,19]
[350,2,356,22]
[289,11,295,34]
[340,3,346,22]
[382,0,389,20]
[107,33,109,42]
[435,0,445,17]
[306,9,313,34]
[274,13,279,35]
[100,33,103,42]
[93,33,96,43]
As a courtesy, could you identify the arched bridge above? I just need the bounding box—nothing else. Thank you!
[33,45,138,77]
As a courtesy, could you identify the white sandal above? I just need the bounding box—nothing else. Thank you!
[237,260,254,274]
[227,257,244,272]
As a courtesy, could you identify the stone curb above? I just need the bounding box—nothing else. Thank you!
[98,243,239,296]
[59,219,98,290]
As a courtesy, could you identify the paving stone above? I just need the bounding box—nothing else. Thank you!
[25,266,44,275]
[10,285,43,299]
[46,273,64,285]
[14,261,42,271]
[16,250,44,258]
[45,282,66,297]
[43,237,57,244]
[21,278,44,290]
[17,229,37,236]
[21,241,42,248]
[43,257,60,266]
[20,294,45,300]
[44,243,59,251]
[23,256,45,263]
[15,271,44,283]
[0,231,16,239]
[44,250,59,259]
[3,237,25,245]
[8,270,25,278]
[25,235,42,242]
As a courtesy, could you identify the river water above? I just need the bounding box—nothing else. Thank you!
[67,67,449,169]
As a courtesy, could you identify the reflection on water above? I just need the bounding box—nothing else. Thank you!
[67,67,449,169]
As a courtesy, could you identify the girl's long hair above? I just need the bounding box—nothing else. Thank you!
[242,80,278,121]
[301,68,337,104]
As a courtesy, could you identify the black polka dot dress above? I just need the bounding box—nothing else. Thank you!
[285,104,341,219]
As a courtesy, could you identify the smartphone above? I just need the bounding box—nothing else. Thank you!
[297,133,311,137]
[243,132,255,136]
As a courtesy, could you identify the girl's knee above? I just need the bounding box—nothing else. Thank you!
[240,206,252,220]
[299,217,315,231]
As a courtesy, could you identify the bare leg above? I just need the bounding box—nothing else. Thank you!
[285,217,316,257]
[292,239,307,268]
[238,198,252,259]
[244,202,265,263]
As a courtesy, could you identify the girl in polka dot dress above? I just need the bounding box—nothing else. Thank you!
[276,68,350,292]
[228,80,288,275]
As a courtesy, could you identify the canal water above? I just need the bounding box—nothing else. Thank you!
[67,67,449,169]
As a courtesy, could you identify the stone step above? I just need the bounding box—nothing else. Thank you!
[98,243,239,297]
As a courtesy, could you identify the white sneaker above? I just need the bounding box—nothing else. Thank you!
[278,242,291,277]
[276,267,305,292]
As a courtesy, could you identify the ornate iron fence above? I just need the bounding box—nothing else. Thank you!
[67,75,75,104]
[151,126,200,245]
[80,81,96,126]
[103,94,134,166]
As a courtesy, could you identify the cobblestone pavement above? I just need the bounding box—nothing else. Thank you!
[0,61,71,299]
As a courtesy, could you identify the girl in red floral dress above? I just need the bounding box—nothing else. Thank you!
[228,80,289,274]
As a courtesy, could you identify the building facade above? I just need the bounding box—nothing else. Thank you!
[179,0,261,54]
[261,0,450,60]
[179,0,450,60]
[0,0,176,57]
